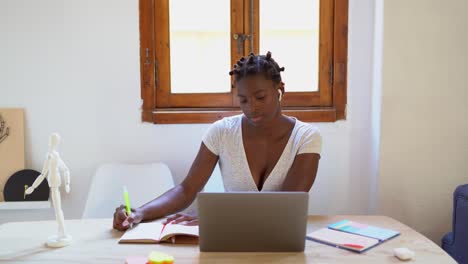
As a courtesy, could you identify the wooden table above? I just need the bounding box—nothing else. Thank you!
[0,215,455,263]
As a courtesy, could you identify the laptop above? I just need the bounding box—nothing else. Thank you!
[197,192,308,252]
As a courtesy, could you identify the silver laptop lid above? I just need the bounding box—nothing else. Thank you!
[198,192,308,252]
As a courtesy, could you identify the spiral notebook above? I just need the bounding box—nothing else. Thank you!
[306,220,400,253]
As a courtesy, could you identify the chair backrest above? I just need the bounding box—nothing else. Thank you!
[82,163,174,218]
[453,184,468,261]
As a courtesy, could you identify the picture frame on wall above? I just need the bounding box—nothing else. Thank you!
[0,108,25,202]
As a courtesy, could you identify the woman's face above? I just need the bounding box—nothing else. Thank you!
[236,75,281,126]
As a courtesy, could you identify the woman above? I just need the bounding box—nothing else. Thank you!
[113,51,321,230]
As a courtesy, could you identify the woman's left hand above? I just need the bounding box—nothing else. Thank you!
[164,212,198,226]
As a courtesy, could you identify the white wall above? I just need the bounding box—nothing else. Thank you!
[378,0,468,243]
[0,0,378,225]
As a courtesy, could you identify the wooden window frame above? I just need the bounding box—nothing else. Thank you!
[139,0,348,124]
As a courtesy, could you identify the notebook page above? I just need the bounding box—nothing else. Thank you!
[119,222,164,242]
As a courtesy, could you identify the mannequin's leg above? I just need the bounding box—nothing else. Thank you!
[51,189,66,237]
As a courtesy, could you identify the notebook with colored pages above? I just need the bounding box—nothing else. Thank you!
[307,228,381,253]
[118,221,198,244]
[307,220,400,253]
[328,220,400,241]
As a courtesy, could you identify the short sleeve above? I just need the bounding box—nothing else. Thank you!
[202,119,224,156]
[297,128,322,155]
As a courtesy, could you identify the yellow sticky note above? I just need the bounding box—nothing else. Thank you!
[147,251,174,264]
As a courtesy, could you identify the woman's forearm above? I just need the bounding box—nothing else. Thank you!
[138,184,195,221]
[137,144,218,222]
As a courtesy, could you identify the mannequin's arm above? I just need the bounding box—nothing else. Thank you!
[25,158,50,195]
[25,173,46,195]
[58,158,71,193]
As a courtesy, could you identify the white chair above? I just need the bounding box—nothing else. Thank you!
[82,163,175,218]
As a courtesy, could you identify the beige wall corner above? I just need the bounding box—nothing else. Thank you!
[378,0,468,244]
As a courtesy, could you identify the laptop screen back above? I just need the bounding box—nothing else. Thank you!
[198,192,308,252]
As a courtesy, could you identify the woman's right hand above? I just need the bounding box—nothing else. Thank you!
[113,205,144,231]
[163,212,198,226]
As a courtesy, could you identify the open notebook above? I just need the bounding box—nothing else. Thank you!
[307,220,400,253]
[119,222,198,244]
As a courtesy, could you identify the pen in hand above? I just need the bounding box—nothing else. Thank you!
[123,186,133,229]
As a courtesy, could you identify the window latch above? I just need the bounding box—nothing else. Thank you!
[144,48,152,65]
[233,33,251,55]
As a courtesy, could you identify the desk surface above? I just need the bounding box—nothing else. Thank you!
[0,215,455,264]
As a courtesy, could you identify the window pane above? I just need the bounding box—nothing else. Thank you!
[169,0,231,93]
[260,0,319,92]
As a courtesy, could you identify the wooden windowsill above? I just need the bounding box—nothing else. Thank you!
[0,201,51,210]
[142,107,344,124]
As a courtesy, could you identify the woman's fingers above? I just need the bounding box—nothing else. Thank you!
[113,216,127,231]
[179,219,198,226]
[118,208,129,222]
[114,221,127,231]
[113,205,130,230]
[171,215,191,224]
[127,209,143,225]
[168,213,197,224]
[164,213,182,224]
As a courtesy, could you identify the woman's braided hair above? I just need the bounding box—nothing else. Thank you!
[229,51,285,84]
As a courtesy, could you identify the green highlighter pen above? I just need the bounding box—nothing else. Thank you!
[123,186,133,228]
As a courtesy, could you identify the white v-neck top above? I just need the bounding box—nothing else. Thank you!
[202,114,322,192]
